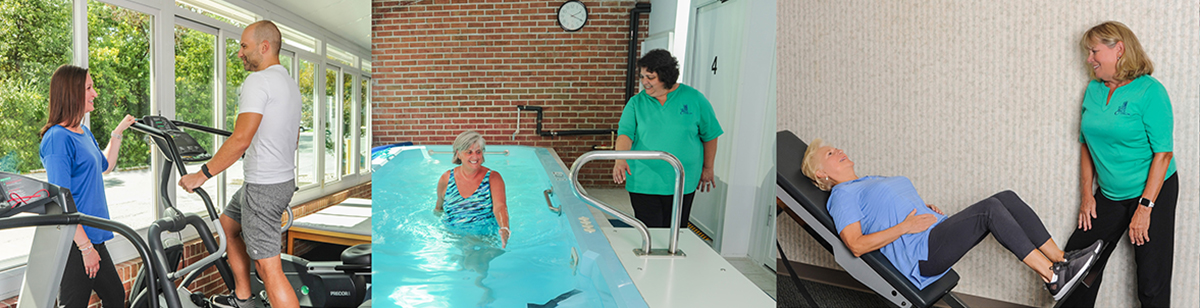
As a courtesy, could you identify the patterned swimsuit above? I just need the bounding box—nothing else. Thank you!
[443,169,498,235]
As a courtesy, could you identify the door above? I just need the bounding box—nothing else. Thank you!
[685,0,747,249]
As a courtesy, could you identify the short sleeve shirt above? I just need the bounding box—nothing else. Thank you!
[238,64,302,184]
[40,125,114,244]
[1079,75,1175,200]
[616,84,723,195]
[828,176,948,289]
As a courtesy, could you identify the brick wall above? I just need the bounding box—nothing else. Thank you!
[371,0,650,188]
[0,182,371,307]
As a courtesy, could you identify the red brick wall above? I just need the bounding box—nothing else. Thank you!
[371,0,650,188]
[0,182,371,307]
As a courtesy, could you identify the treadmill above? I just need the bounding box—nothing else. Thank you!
[0,172,172,308]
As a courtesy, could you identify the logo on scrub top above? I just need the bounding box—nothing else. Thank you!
[680,104,693,115]
[1114,101,1131,116]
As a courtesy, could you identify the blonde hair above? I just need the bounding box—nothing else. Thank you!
[801,138,834,191]
[1081,21,1153,82]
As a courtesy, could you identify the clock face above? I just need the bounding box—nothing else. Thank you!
[557,1,588,32]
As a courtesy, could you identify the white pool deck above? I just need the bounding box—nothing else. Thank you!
[584,188,776,308]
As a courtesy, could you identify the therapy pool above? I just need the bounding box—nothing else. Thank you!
[371,145,647,308]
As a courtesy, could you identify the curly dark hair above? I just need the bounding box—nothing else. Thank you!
[637,49,679,89]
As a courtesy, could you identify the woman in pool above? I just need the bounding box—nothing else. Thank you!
[435,130,511,246]
[434,130,510,305]
[802,138,1101,300]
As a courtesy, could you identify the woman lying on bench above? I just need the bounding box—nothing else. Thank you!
[801,139,1101,300]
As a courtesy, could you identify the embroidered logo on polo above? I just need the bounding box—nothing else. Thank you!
[1114,101,1132,116]
[680,104,693,115]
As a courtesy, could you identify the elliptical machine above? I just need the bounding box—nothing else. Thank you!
[126,115,239,308]
[127,115,371,308]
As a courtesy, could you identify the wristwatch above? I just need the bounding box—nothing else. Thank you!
[200,164,214,179]
[1138,197,1154,208]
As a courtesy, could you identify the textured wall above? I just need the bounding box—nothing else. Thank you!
[371,0,649,187]
[777,1,1198,306]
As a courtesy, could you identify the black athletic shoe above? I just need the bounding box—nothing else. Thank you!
[1062,239,1104,262]
[210,293,255,308]
[1047,240,1101,301]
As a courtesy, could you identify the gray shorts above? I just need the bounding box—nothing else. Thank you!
[223,180,294,260]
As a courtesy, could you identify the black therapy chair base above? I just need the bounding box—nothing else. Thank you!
[776,130,968,308]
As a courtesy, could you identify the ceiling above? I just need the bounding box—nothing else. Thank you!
[265,0,371,52]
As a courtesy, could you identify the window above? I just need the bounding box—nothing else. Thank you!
[360,77,369,172]
[327,44,357,68]
[342,72,354,176]
[323,67,338,183]
[280,51,294,75]
[0,0,73,267]
[175,0,257,28]
[223,37,250,203]
[278,23,318,54]
[86,0,154,230]
[297,58,318,187]
[173,23,220,214]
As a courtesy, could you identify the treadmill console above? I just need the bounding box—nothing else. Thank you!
[0,172,71,217]
[140,116,212,162]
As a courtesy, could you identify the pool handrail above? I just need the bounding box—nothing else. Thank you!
[544,188,561,215]
[569,150,686,257]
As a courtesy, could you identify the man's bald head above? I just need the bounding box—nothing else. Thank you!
[246,20,282,55]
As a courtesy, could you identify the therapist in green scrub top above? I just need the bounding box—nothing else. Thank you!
[612,49,723,228]
[1060,21,1178,307]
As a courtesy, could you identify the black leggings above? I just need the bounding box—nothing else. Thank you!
[60,242,125,308]
[919,190,1052,276]
[1060,173,1178,308]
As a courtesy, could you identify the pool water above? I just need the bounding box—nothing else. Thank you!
[372,146,618,308]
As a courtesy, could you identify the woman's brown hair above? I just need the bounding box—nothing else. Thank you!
[39,65,89,138]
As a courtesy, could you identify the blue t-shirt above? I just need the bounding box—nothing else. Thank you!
[40,125,113,244]
[828,176,947,289]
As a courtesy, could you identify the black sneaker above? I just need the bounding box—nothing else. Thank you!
[1062,239,1104,262]
[1047,240,1101,301]
[211,293,255,308]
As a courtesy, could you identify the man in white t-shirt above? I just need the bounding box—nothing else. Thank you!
[179,20,301,308]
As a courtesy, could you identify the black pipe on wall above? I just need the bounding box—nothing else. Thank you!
[516,105,615,137]
[625,2,652,102]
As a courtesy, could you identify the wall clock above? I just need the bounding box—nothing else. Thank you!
[557,0,588,32]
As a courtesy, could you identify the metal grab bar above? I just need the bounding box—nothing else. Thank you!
[544,189,561,215]
[569,150,685,257]
[427,150,510,156]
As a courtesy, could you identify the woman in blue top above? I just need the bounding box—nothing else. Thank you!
[612,49,723,228]
[38,65,136,308]
[1061,21,1178,307]
[433,131,510,305]
[801,139,1101,300]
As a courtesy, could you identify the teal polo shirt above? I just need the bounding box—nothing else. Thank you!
[1079,75,1175,200]
[617,84,723,195]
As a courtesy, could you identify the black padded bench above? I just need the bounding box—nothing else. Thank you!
[776,130,967,308]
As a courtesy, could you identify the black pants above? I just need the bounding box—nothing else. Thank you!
[60,242,125,308]
[919,190,1052,276]
[1060,173,1178,308]
[629,192,696,228]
